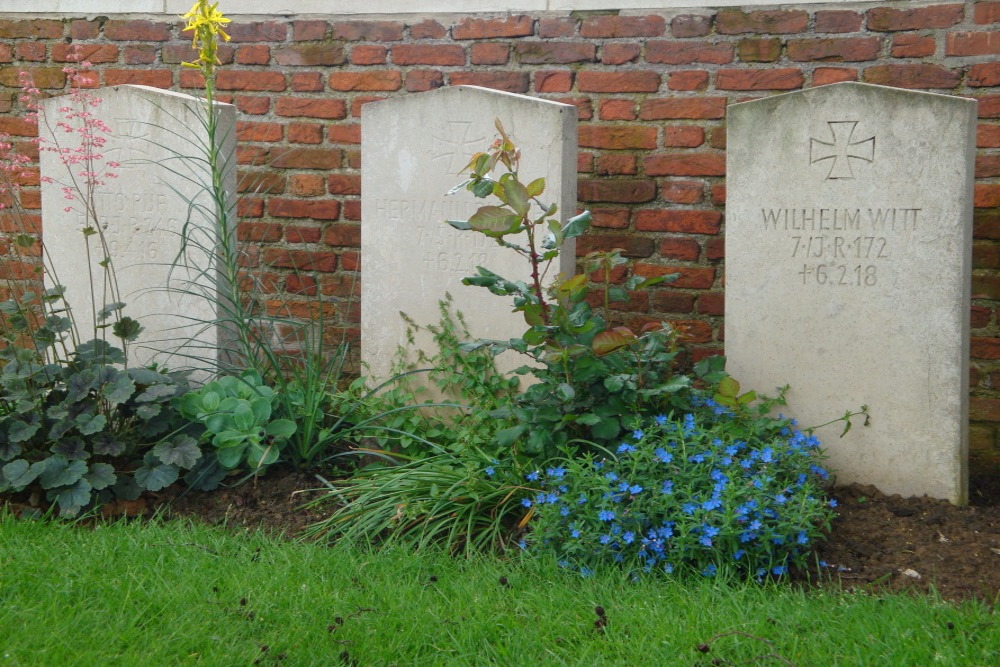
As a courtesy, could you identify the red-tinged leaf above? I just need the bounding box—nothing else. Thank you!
[468,206,520,233]
[640,322,664,335]
[503,179,530,216]
[592,328,637,356]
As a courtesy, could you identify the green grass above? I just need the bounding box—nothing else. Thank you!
[0,514,996,666]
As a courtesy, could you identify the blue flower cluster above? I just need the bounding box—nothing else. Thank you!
[525,397,836,579]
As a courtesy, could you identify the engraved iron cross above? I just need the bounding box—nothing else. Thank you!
[431,121,488,173]
[809,121,875,180]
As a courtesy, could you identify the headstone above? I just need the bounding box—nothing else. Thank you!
[726,82,976,504]
[361,86,577,386]
[40,85,236,377]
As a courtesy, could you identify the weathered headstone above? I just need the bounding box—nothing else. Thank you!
[361,86,577,385]
[726,82,976,504]
[40,85,236,376]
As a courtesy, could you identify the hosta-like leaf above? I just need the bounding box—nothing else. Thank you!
[152,435,202,469]
[39,456,87,489]
[52,478,92,516]
[3,459,44,489]
[102,373,136,406]
[75,412,107,436]
[134,462,179,492]
[233,400,255,432]
[85,462,116,490]
[216,444,246,469]
[265,419,296,439]
[51,437,87,461]
[91,433,126,457]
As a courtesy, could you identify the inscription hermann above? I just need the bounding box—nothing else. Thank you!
[374,197,491,274]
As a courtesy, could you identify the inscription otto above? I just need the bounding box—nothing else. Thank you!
[761,207,921,288]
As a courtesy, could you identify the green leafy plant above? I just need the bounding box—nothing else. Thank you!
[177,369,296,473]
[448,122,717,458]
[524,392,838,579]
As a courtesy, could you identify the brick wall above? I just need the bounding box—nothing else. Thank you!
[1,2,999,471]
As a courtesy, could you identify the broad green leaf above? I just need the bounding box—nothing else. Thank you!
[152,435,202,468]
[8,418,40,443]
[75,412,107,436]
[51,437,87,460]
[39,457,87,489]
[265,419,297,439]
[233,400,256,432]
[467,206,520,234]
[134,462,178,492]
[576,413,601,426]
[53,479,92,516]
[590,417,620,441]
[85,462,116,490]
[102,373,136,406]
[525,177,545,197]
[737,390,757,405]
[3,459,44,489]
[216,444,246,469]
[503,179,530,216]
[471,177,495,199]
[556,383,575,401]
[249,396,272,425]
[562,210,592,239]
[717,376,740,398]
[592,327,637,357]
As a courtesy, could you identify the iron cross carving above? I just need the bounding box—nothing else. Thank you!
[809,121,875,180]
[431,121,488,173]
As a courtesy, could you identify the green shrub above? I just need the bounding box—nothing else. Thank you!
[524,391,837,578]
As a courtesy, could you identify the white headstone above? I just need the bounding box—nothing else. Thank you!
[726,82,976,504]
[40,85,236,377]
[361,86,577,385]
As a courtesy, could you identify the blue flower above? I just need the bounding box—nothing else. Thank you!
[724,445,738,456]
[622,531,635,544]
[604,472,618,482]
[797,532,809,545]
[733,549,745,561]
[592,461,604,470]
[689,453,705,464]
[772,565,787,576]
[683,413,696,435]
[654,414,668,425]
[599,534,611,544]
[545,493,559,504]
[654,448,673,464]
[560,506,570,517]
[526,470,540,482]
[702,498,721,511]
[598,509,615,521]
[682,503,697,515]
[521,498,532,507]
[518,539,528,550]
[828,498,838,508]
[660,480,674,495]
[577,494,588,504]
[632,429,644,440]
[571,528,581,538]
[663,562,674,574]
[702,564,717,577]
[618,481,631,492]
[629,484,643,494]
[484,466,495,477]
[546,466,566,479]
[579,567,593,577]
[617,443,635,454]
[761,447,774,463]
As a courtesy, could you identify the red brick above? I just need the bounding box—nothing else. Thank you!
[978,95,1000,118]
[557,97,594,121]
[640,97,726,119]
[813,67,858,86]
[697,293,724,316]
[268,199,341,221]
[393,44,465,66]
[105,20,170,41]
[595,154,638,176]
[237,121,282,142]
[293,20,328,41]
[291,72,324,92]
[289,173,326,197]
[602,43,640,66]
[236,45,270,65]
[275,97,347,120]
[635,209,722,234]
[471,42,509,65]
[238,221,279,241]
[668,70,709,91]
[224,22,286,42]
[979,123,1000,147]
[947,31,1000,55]
[342,200,361,221]
[717,68,804,90]
[216,70,286,91]
[578,179,657,203]
[576,234,655,258]
[892,35,936,58]
[975,2,1000,24]
[530,70,569,93]
[329,71,402,91]
[647,40,733,65]
[634,263,715,289]
[347,45,386,65]
[52,43,117,64]
[340,252,360,271]
[16,43,46,62]
[867,5,964,31]
[327,124,361,145]
[581,15,665,38]
[406,69,444,92]
[103,69,171,88]
[578,152,594,173]
[972,305,992,328]
[271,148,342,170]
[350,96,385,117]
[644,152,725,178]
[738,38,782,63]
[332,20,404,41]
[450,71,529,93]
[976,184,1000,207]
[973,241,1000,268]
[516,42,595,64]
[578,71,660,93]
[539,17,576,38]
[862,63,960,89]
[658,237,701,261]
[288,123,323,144]
[453,16,534,39]
[970,62,1000,87]
[659,179,704,204]
[650,291,698,314]
[0,116,35,137]
[328,174,361,196]
[974,209,1000,238]
[815,10,863,33]
[662,126,705,148]
[323,224,361,247]
[237,146,268,166]
[0,66,64,89]
[409,19,446,39]
[285,226,322,244]
[787,37,880,62]
[579,125,658,150]
[238,171,285,194]
[599,99,636,121]
[671,15,712,38]
[235,96,270,115]
[123,45,156,65]
[705,236,725,259]
[284,274,318,296]
[70,20,99,40]
[716,10,808,35]
[971,397,1000,421]
[263,248,338,272]
[590,208,630,229]
[274,45,344,67]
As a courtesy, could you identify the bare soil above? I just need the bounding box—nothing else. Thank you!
[5,468,999,603]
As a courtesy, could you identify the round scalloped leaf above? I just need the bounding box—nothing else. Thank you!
[39,457,88,490]
[152,435,202,469]
[85,462,116,491]
[134,462,179,492]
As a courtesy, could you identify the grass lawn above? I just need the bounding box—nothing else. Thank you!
[1,514,996,665]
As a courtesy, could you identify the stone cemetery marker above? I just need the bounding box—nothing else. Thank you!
[41,85,236,376]
[361,86,577,386]
[726,82,975,504]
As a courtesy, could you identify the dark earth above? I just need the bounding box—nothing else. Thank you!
[5,466,999,604]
